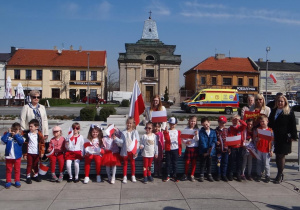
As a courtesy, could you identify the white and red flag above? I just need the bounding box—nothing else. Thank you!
[180,129,195,139]
[105,124,115,137]
[129,80,145,125]
[270,73,277,83]
[127,138,138,154]
[247,142,260,160]
[225,135,241,146]
[39,163,49,175]
[67,127,74,141]
[257,129,273,141]
[151,110,167,123]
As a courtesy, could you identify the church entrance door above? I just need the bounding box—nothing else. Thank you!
[146,86,154,102]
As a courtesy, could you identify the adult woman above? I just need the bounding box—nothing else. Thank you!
[145,95,167,130]
[250,94,271,117]
[268,95,297,184]
[241,95,255,119]
[20,90,48,140]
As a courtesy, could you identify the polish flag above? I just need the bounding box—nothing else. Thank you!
[180,129,195,139]
[105,124,115,137]
[247,142,260,160]
[127,138,138,154]
[151,110,167,123]
[257,129,273,141]
[67,127,74,141]
[39,163,49,175]
[129,81,145,125]
[270,73,277,83]
[225,135,241,146]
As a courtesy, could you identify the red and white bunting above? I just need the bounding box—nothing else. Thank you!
[180,129,195,139]
[46,147,54,157]
[151,110,167,123]
[129,81,145,125]
[225,135,241,146]
[257,129,273,141]
[105,124,115,137]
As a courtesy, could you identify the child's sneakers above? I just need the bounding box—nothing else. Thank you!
[227,175,233,181]
[15,181,21,188]
[122,176,127,184]
[256,176,262,182]
[163,176,170,182]
[241,175,246,181]
[190,175,195,182]
[236,175,242,182]
[215,175,221,181]
[26,177,32,184]
[96,175,101,183]
[172,176,179,183]
[143,177,148,184]
[51,173,58,182]
[5,182,11,189]
[67,177,73,183]
[199,175,204,182]
[148,176,154,182]
[58,173,64,183]
[33,175,41,182]
[222,175,228,182]
[181,174,188,181]
[111,178,115,184]
[247,175,253,181]
[84,177,90,184]
[207,174,214,182]
[265,176,270,183]
[131,175,137,183]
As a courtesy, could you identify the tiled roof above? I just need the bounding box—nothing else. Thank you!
[184,56,258,75]
[256,61,300,71]
[0,53,12,62]
[7,49,106,68]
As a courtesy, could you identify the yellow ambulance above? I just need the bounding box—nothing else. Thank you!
[181,89,239,114]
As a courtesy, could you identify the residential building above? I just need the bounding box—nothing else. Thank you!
[6,48,107,100]
[118,15,181,102]
[0,47,16,98]
[183,54,260,103]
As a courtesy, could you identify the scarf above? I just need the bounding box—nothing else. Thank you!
[28,103,43,132]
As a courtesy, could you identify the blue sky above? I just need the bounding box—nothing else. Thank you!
[1,0,300,86]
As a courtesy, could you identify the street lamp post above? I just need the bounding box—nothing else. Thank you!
[265,47,270,102]
[87,52,90,105]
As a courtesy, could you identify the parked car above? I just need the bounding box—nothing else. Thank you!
[288,100,298,107]
[82,96,106,104]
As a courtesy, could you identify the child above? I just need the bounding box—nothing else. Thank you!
[215,116,229,182]
[153,122,164,177]
[140,122,158,184]
[1,122,24,189]
[181,116,199,182]
[241,118,254,181]
[48,126,66,182]
[65,122,84,183]
[84,124,104,184]
[114,117,140,184]
[253,115,274,183]
[227,114,247,182]
[22,119,45,184]
[163,117,182,182]
[102,126,121,184]
[199,117,217,182]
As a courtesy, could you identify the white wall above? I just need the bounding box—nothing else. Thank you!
[0,62,5,98]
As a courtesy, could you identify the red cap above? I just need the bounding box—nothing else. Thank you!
[218,116,227,123]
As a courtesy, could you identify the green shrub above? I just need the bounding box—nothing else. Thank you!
[80,106,97,121]
[40,98,71,106]
[99,107,117,121]
[120,99,130,107]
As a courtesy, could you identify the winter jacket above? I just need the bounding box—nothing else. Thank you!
[22,130,45,158]
[198,127,217,156]
[163,130,182,156]
[1,132,25,159]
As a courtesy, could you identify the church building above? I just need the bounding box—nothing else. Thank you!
[118,14,181,103]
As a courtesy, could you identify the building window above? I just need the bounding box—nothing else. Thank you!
[91,71,97,81]
[80,71,86,81]
[70,71,76,80]
[52,88,60,98]
[26,70,32,80]
[14,69,20,79]
[212,77,217,85]
[223,78,232,86]
[36,70,42,80]
[146,55,154,60]
[201,77,206,85]
[52,70,61,80]
[146,69,154,77]
[249,78,254,86]
[90,89,97,97]
[238,78,243,86]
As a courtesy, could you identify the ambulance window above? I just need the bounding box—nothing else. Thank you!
[197,94,206,101]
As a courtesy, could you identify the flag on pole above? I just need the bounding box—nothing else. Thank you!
[151,110,167,123]
[180,129,195,139]
[257,129,273,141]
[270,73,277,83]
[225,135,241,146]
[105,124,115,137]
[129,80,145,125]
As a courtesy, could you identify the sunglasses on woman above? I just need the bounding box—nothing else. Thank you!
[145,127,152,130]
[32,96,40,99]
[74,127,80,130]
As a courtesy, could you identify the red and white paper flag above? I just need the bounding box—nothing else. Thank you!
[105,124,115,137]
[67,127,74,141]
[39,163,49,175]
[270,73,277,83]
[129,81,145,125]
[127,138,138,154]
[180,129,195,139]
[151,110,167,123]
[257,129,273,141]
[247,142,260,160]
[226,135,241,146]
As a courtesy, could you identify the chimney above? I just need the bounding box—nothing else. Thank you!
[70,45,73,50]
[215,54,225,59]
[10,46,17,54]
[258,58,263,62]
[281,60,286,63]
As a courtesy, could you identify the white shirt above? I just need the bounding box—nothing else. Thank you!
[28,132,38,154]
[205,129,211,137]
[140,133,158,157]
[169,130,179,150]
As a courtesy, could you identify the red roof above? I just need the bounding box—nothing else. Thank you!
[7,49,106,68]
[184,56,258,75]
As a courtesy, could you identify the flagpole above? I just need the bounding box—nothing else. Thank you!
[265,47,270,102]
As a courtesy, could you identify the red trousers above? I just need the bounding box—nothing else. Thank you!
[6,158,21,182]
[26,154,39,175]
[85,154,102,177]
[143,157,154,177]
[185,159,197,176]
[122,152,135,176]
[49,153,65,173]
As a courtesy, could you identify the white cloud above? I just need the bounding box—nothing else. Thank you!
[150,0,171,16]
[62,2,79,17]
[94,1,112,20]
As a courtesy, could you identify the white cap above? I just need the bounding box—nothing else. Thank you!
[168,117,177,124]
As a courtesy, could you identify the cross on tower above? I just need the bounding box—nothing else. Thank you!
[149,10,152,19]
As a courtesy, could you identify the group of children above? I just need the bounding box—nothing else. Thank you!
[1,113,273,188]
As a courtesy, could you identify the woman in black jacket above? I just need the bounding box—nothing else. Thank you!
[268,95,297,184]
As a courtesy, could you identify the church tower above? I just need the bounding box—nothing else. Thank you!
[118,13,181,103]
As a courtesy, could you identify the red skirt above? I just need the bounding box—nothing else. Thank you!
[102,150,121,167]
[65,151,82,160]
[184,147,199,161]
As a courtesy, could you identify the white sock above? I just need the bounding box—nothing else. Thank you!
[66,160,73,178]
[112,166,116,180]
[74,159,80,179]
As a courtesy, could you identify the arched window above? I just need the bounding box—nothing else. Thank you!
[146,55,155,60]
[149,28,152,32]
